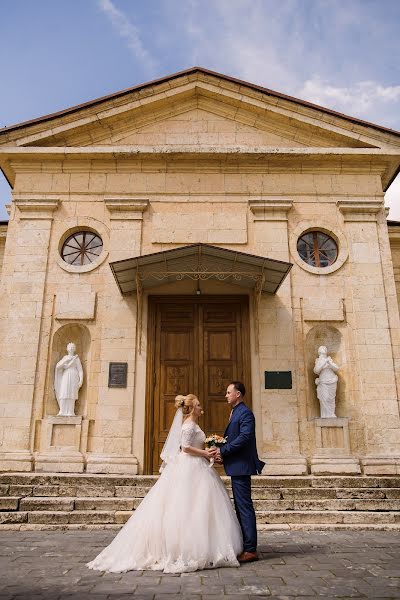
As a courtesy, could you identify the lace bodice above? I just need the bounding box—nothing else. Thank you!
[181,422,206,450]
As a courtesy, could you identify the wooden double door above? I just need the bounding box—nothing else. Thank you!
[145,296,251,474]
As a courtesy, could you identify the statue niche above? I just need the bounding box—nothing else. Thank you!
[305,324,344,420]
[47,324,90,417]
[54,342,84,416]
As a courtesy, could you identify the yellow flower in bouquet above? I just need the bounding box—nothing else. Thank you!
[205,434,227,467]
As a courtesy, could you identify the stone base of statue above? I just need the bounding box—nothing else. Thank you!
[260,455,308,475]
[0,450,34,472]
[35,416,86,473]
[86,453,139,475]
[311,417,361,475]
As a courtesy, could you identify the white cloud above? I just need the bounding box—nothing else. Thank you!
[385,175,400,221]
[98,0,157,74]
[168,0,306,92]
[167,0,400,132]
[298,79,400,129]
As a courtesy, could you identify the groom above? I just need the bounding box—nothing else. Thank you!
[211,381,265,563]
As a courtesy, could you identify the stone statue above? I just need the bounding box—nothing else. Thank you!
[54,343,83,416]
[314,346,340,418]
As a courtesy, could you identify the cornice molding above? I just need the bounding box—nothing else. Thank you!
[14,198,60,220]
[249,199,293,221]
[337,199,384,222]
[2,146,399,158]
[105,198,149,220]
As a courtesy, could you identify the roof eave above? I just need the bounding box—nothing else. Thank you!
[1,66,399,141]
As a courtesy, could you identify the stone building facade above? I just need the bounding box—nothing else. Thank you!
[0,68,399,476]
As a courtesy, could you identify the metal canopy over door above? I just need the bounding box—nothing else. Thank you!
[145,296,251,474]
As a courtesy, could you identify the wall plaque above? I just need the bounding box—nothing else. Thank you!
[265,371,292,389]
[108,362,128,388]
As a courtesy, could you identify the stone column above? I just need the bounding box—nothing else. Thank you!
[0,198,59,471]
[338,199,400,474]
[86,198,148,474]
[249,199,308,475]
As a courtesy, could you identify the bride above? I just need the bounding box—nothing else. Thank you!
[87,393,243,573]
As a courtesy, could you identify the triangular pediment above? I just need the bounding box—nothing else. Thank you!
[2,68,399,152]
[33,97,371,149]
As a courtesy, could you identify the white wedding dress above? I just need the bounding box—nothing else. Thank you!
[87,421,243,573]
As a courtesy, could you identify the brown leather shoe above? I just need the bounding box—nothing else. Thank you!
[237,551,259,563]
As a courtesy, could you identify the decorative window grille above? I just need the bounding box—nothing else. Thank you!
[61,231,103,266]
[297,231,338,267]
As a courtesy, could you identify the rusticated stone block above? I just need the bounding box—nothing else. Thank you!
[385,489,400,498]
[336,489,386,499]
[0,512,28,524]
[282,488,336,499]
[28,511,70,524]
[32,485,77,496]
[0,485,9,495]
[74,498,135,510]
[75,486,114,497]
[354,499,400,511]
[68,511,115,524]
[377,477,400,488]
[256,511,345,524]
[293,500,356,511]
[0,497,19,510]
[114,485,151,497]
[341,512,395,524]
[311,477,382,488]
[9,485,33,496]
[253,500,294,511]
[20,523,70,531]
[20,497,74,511]
[115,511,133,524]
[252,477,311,488]
[127,476,157,487]
[252,489,281,500]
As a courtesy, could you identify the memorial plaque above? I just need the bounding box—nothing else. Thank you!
[108,362,128,388]
[265,371,292,389]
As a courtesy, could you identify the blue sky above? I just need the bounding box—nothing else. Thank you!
[1,0,399,220]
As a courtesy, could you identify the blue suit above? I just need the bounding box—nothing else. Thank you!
[220,402,265,552]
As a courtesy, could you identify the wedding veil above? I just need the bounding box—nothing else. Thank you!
[159,407,183,473]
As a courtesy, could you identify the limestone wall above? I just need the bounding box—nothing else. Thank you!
[0,222,7,279]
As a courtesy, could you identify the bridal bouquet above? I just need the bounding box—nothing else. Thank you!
[205,434,227,467]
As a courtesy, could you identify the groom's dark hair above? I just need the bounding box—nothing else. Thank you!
[231,381,246,397]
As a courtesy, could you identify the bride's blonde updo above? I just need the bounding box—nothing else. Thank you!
[174,394,198,417]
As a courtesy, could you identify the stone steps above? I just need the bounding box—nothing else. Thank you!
[2,496,399,512]
[1,509,399,526]
[2,486,400,500]
[1,472,399,530]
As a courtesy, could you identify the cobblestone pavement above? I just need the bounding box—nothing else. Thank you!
[0,530,399,599]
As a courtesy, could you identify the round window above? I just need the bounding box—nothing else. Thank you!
[61,231,103,266]
[297,231,338,268]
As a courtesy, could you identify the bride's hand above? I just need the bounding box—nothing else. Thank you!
[204,447,216,459]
